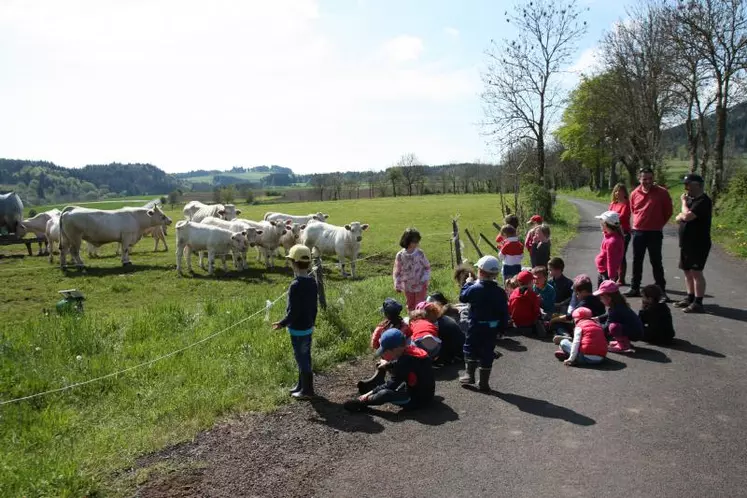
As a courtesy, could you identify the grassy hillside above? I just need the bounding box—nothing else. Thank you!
[0,194,578,496]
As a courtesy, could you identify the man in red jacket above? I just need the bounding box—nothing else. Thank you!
[625,168,673,301]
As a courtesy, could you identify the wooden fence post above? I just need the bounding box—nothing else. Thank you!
[452,217,462,265]
[313,255,327,310]
[464,228,483,259]
[479,233,500,254]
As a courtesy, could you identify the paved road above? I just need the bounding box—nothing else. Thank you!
[140,198,747,498]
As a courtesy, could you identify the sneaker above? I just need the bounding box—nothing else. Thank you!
[554,350,569,360]
[683,302,704,313]
[608,341,624,353]
[674,298,692,308]
[624,288,641,298]
[660,292,672,304]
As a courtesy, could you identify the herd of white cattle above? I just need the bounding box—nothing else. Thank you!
[21,201,369,277]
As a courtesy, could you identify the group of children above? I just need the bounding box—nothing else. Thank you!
[273,213,677,411]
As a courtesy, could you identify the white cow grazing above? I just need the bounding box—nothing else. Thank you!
[264,211,328,225]
[199,216,264,270]
[301,221,369,278]
[85,223,170,257]
[59,205,172,267]
[175,221,248,275]
[276,221,305,266]
[183,201,240,223]
[22,208,61,255]
[237,218,288,268]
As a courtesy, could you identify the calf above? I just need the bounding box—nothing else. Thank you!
[200,216,263,270]
[301,221,369,277]
[264,211,328,225]
[183,201,240,223]
[276,221,305,266]
[237,218,288,268]
[23,208,61,255]
[175,221,249,275]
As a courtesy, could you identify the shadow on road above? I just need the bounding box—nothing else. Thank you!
[583,357,627,371]
[666,289,713,298]
[657,338,726,358]
[497,338,528,352]
[308,397,385,434]
[629,346,672,363]
[367,396,459,426]
[490,391,596,426]
[705,304,747,324]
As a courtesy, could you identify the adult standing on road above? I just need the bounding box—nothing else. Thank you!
[674,174,712,313]
[625,168,673,301]
[609,183,631,286]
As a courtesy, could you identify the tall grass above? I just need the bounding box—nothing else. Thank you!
[0,194,578,496]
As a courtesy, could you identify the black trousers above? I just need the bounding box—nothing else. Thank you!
[631,230,665,291]
[620,232,631,281]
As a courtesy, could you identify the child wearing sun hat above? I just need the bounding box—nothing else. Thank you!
[594,210,625,289]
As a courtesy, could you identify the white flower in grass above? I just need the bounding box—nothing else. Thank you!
[76,355,83,361]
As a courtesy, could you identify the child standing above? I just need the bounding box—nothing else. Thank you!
[524,214,543,257]
[496,213,520,248]
[548,257,574,312]
[532,266,556,319]
[594,210,625,288]
[509,270,545,338]
[530,224,552,268]
[272,244,318,400]
[498,224,524,281]
[639,284,676,344]
[609,183,632,285]
[593,280,644,353]
[459,255,509,391]
[393,228,431,311]
[554,307,607,366]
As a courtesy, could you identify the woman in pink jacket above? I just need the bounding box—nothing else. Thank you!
[594,211,625,289]
[393,228,431,311]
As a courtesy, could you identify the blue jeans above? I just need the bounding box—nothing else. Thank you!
[559,339,603,364]
[290,334,313,373]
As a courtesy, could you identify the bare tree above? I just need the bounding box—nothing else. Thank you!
[670,0,747,201]
[396,153,424,196]
[482,0,588,185]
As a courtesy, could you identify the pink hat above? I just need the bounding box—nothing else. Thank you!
[593,280,619,295]
[415,301,429,311]
[572,307,593,320]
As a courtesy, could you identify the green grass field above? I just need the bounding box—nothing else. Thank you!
[0,194,579,497]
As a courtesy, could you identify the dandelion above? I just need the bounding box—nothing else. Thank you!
[76,355,83,361]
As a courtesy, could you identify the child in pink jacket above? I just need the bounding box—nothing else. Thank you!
[594,210,625,289]
[393,228,431,311]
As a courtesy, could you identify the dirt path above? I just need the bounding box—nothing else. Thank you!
[137,198,747,498]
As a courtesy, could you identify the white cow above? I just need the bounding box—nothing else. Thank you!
[22,208,61,255]
[237,218,288,268]
[175,221,248,275]
[183,201,240,223]
[45,211,62,263]
[85,222,170,257]
[276,221,306,266]
[264,211,328,225]
[59,205,173,267]
[301,221,369,278]
[199,216,264,270]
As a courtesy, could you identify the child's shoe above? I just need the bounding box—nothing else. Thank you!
[554,349,569,360]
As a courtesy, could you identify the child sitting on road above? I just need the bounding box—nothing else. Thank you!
[553,307,607,366]
[459,255,509,391]
[393,228,431,311]
[548,257,574,312]
[345,328,435,412]
[496,213,520,248]
[532,266,556,320]
[530,224,552,268]
[408,302,443,359]
[550,274,606,340]
[594,280,644,353]
[509,270,545,338]
[594,210,625,288]
[425,292,466,361]
[498,224,524,282]
[639,284,676,345]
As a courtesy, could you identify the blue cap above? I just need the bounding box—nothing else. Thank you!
[381,298,403,317]
[376,328,406,356]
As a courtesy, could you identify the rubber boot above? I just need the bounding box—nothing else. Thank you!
[459,361,478,385]
[289,371,301,394]
[478,367,492,392]
[357,369,386,394]
[291,372,315,400]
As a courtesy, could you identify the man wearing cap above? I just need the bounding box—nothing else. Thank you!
[344,328,435,412]
[674,174,712,313]
[458,255,509,391]
[626,168,673,300]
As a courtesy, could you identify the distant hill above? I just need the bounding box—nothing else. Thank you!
[0,159,186,206]
[174,165,300,188]
[662,101,747,157]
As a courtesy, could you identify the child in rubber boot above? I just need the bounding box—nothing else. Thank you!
[458,255,509,392]
[358,298,412,394]
[594,280,643,353]
[272,244,318,400]
[345,328,435,412]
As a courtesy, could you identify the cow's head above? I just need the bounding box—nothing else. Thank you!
[230,231,248,252]
[344,222,369,242]
[14,222,27,238]
[223,204,239,221]
[148,206,173,225]
[242,228,263,247]
[313,212,329,222]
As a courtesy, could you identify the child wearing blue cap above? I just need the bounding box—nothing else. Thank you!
[459,255,509,391]
[345,328,435,412]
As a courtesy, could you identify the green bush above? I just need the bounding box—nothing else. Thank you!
[520,183,553,220]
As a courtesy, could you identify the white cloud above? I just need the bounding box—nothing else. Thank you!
[444,27,460,38]
[568,47,601,75]
[380,35,424,63]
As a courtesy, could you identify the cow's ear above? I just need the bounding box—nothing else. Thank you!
[286,219,292,225]
[300,224,306,230]
[255,229,263,235]
[269,220,277,226]
[241,230,247,236]
[362,224,369,231]
[218,209,225,216]
[147,209,154,216]
[345,224,351,231]
[236,209,242,215]
[324,214,329,219]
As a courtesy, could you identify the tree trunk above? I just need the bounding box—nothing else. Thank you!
[713,103,726,202]
[697,108,710,181]
[609,161,618,189]
[537,134,546,186]
[686,115,698,174]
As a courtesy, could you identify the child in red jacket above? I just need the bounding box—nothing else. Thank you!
[408,302,442,359]
[553,307,607,365]
[509,270,546,338]
[594,210,625,288]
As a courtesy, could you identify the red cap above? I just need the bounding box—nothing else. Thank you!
[527,215,543,224]
[517,271,534,285]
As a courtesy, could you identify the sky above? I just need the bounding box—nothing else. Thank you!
[0,0,630,175]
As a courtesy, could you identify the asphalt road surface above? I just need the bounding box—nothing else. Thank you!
[139,197,747,498]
